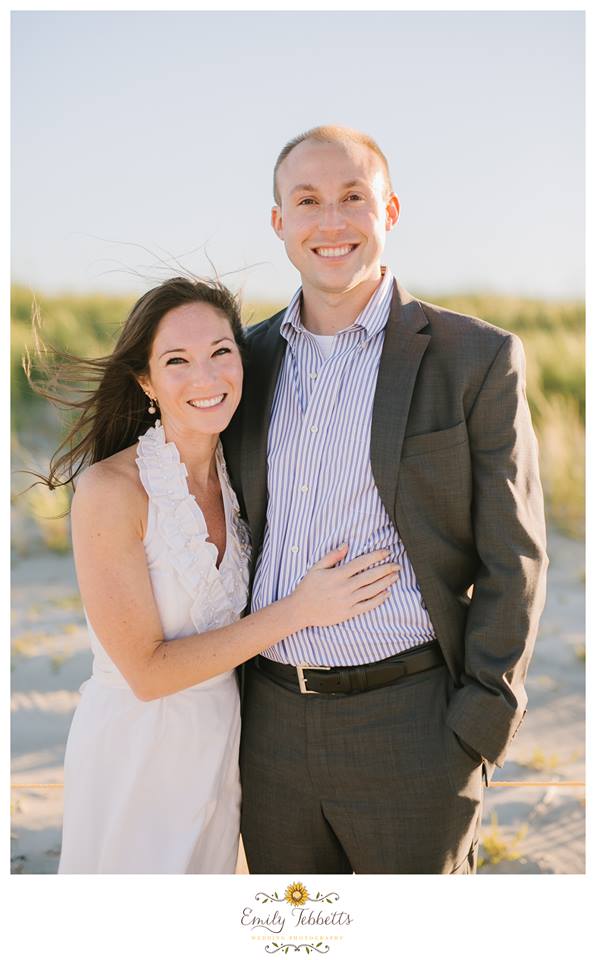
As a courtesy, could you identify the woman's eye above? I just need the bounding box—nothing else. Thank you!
[165,356,186,365]
[213,347,232,357]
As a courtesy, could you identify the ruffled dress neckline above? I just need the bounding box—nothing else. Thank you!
[135,420,251,634]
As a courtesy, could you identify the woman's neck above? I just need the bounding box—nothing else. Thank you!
[159,419,219,491]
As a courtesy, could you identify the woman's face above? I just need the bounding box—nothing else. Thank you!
[139,302,243,438]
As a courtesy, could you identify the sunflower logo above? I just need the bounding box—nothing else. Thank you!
[284,881,309,906]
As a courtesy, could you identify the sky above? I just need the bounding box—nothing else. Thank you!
[11,9,585,302]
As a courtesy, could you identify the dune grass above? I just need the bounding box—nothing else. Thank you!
[11,286,584,549]
[478,811,529,869]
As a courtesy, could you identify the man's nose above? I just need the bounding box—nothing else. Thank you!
[318,202,348,230]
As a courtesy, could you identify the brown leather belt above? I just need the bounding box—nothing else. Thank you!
[256,640,444,696]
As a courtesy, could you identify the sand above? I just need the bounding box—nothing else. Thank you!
[10,526,584,874]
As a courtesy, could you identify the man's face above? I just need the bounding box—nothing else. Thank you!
[272,139,399,298]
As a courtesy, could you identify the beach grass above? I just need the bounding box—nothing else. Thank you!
[11,285,584,548]
[478,812,529,869]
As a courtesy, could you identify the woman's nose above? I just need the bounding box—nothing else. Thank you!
[189,360,219,388]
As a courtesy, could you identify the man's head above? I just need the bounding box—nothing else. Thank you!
[273,125,394,206]
[271,125,400,300]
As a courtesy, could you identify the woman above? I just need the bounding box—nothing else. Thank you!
[28,277,398,874]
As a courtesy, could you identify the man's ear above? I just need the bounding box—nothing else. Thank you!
[271,205,284,240]
[385,193,400,232]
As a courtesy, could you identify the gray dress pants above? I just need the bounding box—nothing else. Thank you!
[239,658,485,874]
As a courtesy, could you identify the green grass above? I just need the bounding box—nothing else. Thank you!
[11,285,585,547]
[478,812,529,869]
[574,644,586,663]
[521,748,561,773]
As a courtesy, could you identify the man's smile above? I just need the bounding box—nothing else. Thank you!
[312,244,359,259]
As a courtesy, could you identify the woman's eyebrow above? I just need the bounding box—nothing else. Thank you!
[159,347,187,358]
[159,338,233,359]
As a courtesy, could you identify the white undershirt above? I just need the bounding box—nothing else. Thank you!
[308,331,337,361]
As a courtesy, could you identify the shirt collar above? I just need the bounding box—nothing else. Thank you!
[280,266,394,344]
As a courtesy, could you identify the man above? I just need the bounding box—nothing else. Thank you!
[223,125,548,874]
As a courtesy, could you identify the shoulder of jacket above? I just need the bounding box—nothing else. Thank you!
[416,297,515,348]
[245,308,287,341]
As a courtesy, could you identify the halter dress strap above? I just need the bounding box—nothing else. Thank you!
[135,420,250,633]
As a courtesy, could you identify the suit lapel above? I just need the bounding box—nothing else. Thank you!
[242,280,429,552]
[241,314,287,551]
[371,280,430,524]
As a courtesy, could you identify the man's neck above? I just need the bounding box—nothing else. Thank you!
[300,273,383,336]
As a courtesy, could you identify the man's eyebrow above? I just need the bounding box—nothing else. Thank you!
[159,338,233,358]
[290,179,366,195]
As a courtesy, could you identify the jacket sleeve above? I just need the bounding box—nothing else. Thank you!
[445,333,548,766]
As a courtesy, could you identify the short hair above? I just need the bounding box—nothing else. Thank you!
[273,125,394,205]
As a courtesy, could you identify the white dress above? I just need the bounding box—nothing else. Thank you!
[58,421,251,874]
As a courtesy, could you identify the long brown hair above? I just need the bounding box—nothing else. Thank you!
[24,277,245,490]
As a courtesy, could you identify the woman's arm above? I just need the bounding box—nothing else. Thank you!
[72,464,398,701]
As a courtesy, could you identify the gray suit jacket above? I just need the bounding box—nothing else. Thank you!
[223,279,548,768]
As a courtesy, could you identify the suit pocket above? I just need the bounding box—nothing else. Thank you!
[402,421,467,459]
[452,731,483,766]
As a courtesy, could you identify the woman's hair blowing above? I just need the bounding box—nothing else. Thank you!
[24,277,245,490]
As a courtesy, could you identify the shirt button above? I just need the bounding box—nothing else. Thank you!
[310,425,318,434]
[290,545,299,554]
[310,372,318,380]
[300,484,309,493]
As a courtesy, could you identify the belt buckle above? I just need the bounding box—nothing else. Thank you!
[296,662,331,695]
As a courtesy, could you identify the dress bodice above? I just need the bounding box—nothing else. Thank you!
[87,421,251,689]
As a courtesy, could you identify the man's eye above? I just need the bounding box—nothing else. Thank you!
[298,198,317,205]
[345,193,363,202]
[165,356,186,365]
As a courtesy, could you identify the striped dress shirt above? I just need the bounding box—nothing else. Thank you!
[252,267,436,666]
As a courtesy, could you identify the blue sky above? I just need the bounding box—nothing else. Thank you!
[11,10,584,302]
